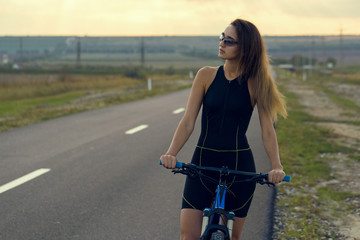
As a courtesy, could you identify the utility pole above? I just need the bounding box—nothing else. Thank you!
[19,37,23,62]
[141,37,145,67]
[76,37,81,67]
[311,40,315,76]
[321,36,326,75]
[309,40,315,77]
[339,26,344,82]
[301,54,306,81]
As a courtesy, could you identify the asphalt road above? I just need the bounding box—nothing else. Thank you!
[0,88,274,239]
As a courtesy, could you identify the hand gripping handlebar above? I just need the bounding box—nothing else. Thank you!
[159,160,291,182]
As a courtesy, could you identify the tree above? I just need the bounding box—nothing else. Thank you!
[326,57,337,66]
[290,54,303,68]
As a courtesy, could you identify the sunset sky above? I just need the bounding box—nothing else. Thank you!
[1,0,359,36]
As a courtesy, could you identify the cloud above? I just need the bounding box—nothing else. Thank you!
[0,0,359,35]
[271,0,360,18]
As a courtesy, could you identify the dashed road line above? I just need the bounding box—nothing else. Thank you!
[0,168,51,195]
[173,108,185,114]
[125,124,149,134]
[125,108,184,135]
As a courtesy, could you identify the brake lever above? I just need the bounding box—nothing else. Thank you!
[172,168,199,179]
[257,178,275,187]
[172,169,187,175]
[265,181,275,187]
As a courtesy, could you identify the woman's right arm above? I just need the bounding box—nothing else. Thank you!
[160,67,209,169]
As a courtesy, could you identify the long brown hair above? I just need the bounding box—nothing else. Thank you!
[231,18,287,121]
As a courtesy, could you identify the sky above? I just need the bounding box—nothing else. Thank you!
[1,0,359,36]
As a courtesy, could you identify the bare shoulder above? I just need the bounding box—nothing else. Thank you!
[197,66,218,78]
[196,66,219,90]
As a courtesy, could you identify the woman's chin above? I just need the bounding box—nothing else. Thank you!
[218,54,226,60]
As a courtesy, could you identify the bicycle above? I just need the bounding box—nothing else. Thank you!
[160,160,290,240]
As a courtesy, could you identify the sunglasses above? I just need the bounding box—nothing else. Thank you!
[219,33,239,47]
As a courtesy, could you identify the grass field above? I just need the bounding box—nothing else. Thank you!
[37,52,224,69]
[0,70,191,132]
[273,68,360,239]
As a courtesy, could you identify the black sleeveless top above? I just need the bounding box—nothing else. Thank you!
[197,66,254,151]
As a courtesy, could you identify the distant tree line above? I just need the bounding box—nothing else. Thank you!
[272,54,337,67]
[1,36,359,71]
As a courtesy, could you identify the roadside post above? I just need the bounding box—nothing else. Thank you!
[147,78,152,91]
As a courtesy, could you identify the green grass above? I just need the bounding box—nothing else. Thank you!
[318,187,358,202]
[0,72,191,132]
[273,70,359,239]
[351,154,360,162]
[40,52,224,69]
[276,86,343,181]
[309,79,360,113]
[0,92,83,116]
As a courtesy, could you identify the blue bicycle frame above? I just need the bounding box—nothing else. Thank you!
[200,182,235,239]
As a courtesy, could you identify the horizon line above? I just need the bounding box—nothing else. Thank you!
[1,33,360,37]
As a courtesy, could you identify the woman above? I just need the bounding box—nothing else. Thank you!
[160,18,287,240]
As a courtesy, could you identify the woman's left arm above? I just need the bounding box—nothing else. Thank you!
[258,106,286,184]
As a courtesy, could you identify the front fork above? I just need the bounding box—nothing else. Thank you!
[201,208,235,239]
[227,211,235,238]
[201,208,211,235]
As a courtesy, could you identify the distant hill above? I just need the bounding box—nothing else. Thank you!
[263,35,360,65]
[1,35,359,67]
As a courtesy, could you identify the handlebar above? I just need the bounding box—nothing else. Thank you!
[159,159,291,182]
[282,175,291,182]
[159,159,184,169]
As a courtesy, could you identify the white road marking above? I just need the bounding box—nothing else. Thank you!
[0,168,51,195]
[125,124,149,134]
[173,108,185,114]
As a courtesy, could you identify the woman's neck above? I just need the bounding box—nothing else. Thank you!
[224,61,242,79]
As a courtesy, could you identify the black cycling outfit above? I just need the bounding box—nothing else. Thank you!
[182,65,256,218]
